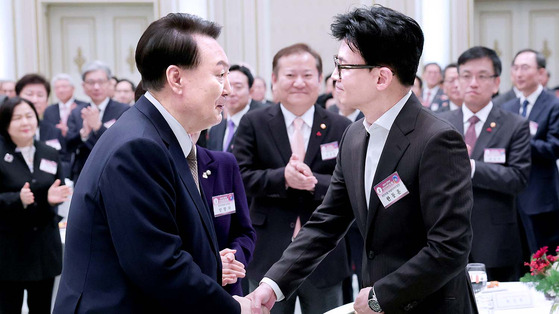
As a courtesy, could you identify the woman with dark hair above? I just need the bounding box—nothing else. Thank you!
[0,97,72,313]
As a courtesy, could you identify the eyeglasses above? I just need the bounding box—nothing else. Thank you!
[333,55,379,80]
[84,79,109,87]
[458,74,498,83]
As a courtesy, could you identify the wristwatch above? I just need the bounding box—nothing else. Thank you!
[368,287,383,313]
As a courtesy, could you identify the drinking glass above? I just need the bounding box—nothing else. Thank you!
[467,263,488,294]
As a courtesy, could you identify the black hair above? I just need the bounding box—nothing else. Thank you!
[229,65,255,88]
[272,43,322,77]
[443,63,458,80]
[331,5,424,86]
[415,75,423,88]
[15,74,51,97]
[457,46,501,77]
[116,78,136,91]
[512,49,546,69]
[135,13,222,91]
[0,97,40,146]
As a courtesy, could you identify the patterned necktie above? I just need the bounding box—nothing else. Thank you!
[521,100,529,118]
[223,119,235,151]
[186,145,200,193]
[423,90,431,107]
[291,117,306,160]
[464,115,480,155]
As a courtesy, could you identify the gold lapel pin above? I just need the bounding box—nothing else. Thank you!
[320,123,326,129]
[490,122,496,128]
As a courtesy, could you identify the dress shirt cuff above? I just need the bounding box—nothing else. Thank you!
[470,159,475,178]
[261,277,285,301]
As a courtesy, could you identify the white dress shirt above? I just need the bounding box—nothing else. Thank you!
[364,91,411,207]
[280,104,315,152]
[519,84,543,118]
[462,101,493,177]
[222,102,251,149]
[422,85,439,104]
[145,92,192,158]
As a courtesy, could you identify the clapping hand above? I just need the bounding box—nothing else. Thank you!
[81,106,102,132]
[20,182,34,207]
[284,154,317,191]
[220,248,246,286]
[48,179,72,206]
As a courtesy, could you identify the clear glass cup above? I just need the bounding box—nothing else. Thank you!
[467,263,488,294]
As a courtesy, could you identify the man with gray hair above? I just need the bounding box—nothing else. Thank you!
[43,73,88,178]
[66,61,129,180]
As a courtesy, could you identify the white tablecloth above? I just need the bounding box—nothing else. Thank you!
[325,282,554,314]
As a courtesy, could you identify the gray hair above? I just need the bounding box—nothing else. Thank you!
[51,73,75,86]
[81,60,112,81]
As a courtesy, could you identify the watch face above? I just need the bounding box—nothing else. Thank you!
[368,298,382,312]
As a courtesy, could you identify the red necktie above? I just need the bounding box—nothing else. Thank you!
[464,115,480,155]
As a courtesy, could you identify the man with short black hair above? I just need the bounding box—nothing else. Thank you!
[502,49,559,255]
[54,13,253,313]
[434,63,464,113]
[248,6,476,314]
[207,65,263,152]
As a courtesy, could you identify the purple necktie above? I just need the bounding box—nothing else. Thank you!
[464,115,480,155]
[521,100,529,117]
[223,119,235,151]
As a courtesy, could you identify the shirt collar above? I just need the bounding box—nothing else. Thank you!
[462,101,493,124]
[344,109,361,122]
[59,98,75,108]
[363,90,412,134]
[93,97,110,113]
[228,102,251,126]
[280,103,315,129]
[520,84,543,105]
[145,91,192,158]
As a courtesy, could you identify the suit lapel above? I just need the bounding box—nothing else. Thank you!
[197,148,217,204]
[102,99,114,123]
[448,110,464,135]
[471,107,501,160]
[135,97,220,255]
[365,99,415,232]
[528,91,549,122]
[267,105,292,165]
[304,105,328,165]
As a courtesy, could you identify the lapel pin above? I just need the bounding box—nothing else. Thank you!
[490,122,496,128]
[316,131,322,137]
[320,123,326,129]
[4,153,13,163]
[202,170,211,179]
[486,127,492,132]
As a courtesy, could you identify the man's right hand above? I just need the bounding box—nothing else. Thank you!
[233,296,270,314]
[246,283,276,314]
[284,154,317,191]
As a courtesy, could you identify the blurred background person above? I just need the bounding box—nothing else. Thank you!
[15,74,64,148]
[412,75,423,100]
[250,76,274,106]
[1,80,16,98]
[421,62,443,109]
[114,78,136,106]
[0,97,71,314]
[434,63,464,113]
[328,81,363,122]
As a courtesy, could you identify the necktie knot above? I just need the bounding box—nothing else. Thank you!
[291,117,306,160]
[293,117,304,130]
[468,115,480,125]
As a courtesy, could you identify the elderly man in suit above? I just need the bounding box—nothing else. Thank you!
[234,42,351,314]
[207,65,263,152]
[440,47,531,281]
[502,49,559,254]
[248,6,476,314]
[66,61,129,181]
[421,62,444,110]
[53,13,255,313]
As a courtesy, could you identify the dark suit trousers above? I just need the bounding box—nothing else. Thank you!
[0,277,54,314]
[249,279,342,314]
[519,209,559,253]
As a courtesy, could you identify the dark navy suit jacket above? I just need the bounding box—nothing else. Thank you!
[197,147,256,296]
[66,99,129,181]
[502,91,559,215]
[43,99,88,128]
[53,96,240,313]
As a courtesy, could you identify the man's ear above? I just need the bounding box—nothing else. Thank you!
[166,65,183,94]
[376,67,394,91]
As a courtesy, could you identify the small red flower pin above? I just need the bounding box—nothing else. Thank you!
[316,131,322,136]
[486,128,492,132]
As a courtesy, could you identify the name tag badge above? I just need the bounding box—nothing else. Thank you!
[39,158,58,175]
[4,153,13,163]
[104,119,117,129]
[529,121,539,136]
[212,193,236,217]
[45,139,62,151]
[320,141,339,160]
[484,148,506,164]
[374,172,409,208]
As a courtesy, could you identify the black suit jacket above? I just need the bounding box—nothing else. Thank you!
[54,96,239,314]
[264,94,477,313]
[207,99,264,152]
[43,100,88,127]
[440,106,531,267]
[502,91,559,215]
[0,137,64,281]
[233,104,351,288]
[66,99,129,181]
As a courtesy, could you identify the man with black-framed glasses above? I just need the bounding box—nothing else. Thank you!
[248,5,477,314]
[440,46,531,282]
